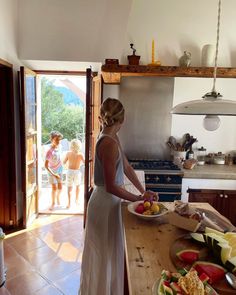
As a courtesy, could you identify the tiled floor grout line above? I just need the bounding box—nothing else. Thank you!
[35,269,65,295]
[3,215,84,295]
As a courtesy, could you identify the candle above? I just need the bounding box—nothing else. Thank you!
[152,39,155,63]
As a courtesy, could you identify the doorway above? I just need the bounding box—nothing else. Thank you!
[37,74,86,215]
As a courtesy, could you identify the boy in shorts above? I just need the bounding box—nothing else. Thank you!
[63,139,85,208]
[45,131,63,210]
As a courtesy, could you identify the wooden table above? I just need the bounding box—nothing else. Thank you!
[122,202,218,295]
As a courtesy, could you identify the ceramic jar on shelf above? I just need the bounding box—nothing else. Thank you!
[201,44,215,67]
[197,146,207,165]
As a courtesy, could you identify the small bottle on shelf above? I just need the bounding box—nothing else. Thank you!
[186,146,194,159]
[226,154,233,166]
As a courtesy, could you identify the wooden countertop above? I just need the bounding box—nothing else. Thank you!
[183,164,236,180]
[122,202,217,295]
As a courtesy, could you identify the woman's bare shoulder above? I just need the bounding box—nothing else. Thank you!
[97,136,118,157]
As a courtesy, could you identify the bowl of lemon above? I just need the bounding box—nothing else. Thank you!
[128,200,168,220]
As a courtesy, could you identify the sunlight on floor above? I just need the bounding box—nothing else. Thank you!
[39,185,84,215]
[4,215,84,294]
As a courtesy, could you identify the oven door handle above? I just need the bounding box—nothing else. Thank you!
[146,184,182,189]
[157,192,182,195]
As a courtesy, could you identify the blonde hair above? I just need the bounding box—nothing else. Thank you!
[70,139,82,153]
[100,98,124,127]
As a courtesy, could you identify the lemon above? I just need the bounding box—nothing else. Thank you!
[151,203,160,214]
[143,201,151,209]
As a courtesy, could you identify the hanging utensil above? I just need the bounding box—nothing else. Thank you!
[169,136,177,149]
[182,133,190,150]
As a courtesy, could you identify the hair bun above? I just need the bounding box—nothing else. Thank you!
[100,98,125,127]
[104,111,111,118]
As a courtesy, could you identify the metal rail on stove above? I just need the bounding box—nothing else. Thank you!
[129,159,183,202]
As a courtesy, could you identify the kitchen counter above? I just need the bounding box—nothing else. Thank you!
[183,164,236,180]
[122,202,217,295]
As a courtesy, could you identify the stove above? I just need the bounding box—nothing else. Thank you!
[129,159,183,202]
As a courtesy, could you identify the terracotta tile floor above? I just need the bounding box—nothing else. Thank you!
[1,214,84,295]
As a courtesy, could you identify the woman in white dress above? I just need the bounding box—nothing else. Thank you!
[79,98,157,295]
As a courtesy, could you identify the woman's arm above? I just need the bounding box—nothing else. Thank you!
[115,135,158,201]
[115,134,145,194]
[99,138,142,202]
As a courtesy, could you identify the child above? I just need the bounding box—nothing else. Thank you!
[45,131,63,210]
[63,139,85,208]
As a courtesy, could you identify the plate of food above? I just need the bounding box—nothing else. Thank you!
[127,200,168,220]
[152,269,219,295]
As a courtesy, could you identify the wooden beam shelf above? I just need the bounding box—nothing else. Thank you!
[101,64,236,84]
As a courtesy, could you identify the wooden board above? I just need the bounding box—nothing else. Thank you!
[196,208,236,232]
[170,235,236,294]
[101,64,236,84]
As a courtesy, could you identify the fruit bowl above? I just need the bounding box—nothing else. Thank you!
[127,201,168,220]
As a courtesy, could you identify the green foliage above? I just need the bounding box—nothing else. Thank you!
[41,77,85,143]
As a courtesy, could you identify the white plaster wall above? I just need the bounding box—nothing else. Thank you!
[18,0,132,62]
[123,0,236,67]
[18,0,236,66]
[0,0,20,66]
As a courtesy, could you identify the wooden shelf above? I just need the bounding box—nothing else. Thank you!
[101,64,236,84]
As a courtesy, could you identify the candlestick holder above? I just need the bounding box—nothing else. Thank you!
[148,60,161,66]
[148,39,161,66]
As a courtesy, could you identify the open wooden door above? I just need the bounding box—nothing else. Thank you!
[84,68,102,227]
[19,67,39,228]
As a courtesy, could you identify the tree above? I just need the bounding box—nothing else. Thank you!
[41,78,85,143]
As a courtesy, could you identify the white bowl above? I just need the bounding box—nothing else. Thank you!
[152,278,162,295]
[213,158,225,165]
[127,201,168,220]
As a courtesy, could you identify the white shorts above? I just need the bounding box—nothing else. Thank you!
[66,169,82,187]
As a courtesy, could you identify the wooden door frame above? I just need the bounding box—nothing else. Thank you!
[84,69,103,227]
[84,68,92,227]
[0,59,17,229]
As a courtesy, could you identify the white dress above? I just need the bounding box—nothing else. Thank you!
[79,134,124,295]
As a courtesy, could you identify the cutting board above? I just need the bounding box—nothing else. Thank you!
[170,235,236,295]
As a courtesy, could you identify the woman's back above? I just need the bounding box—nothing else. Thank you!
[94,134,124,186]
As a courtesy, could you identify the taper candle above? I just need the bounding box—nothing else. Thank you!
[152,39,155,63]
